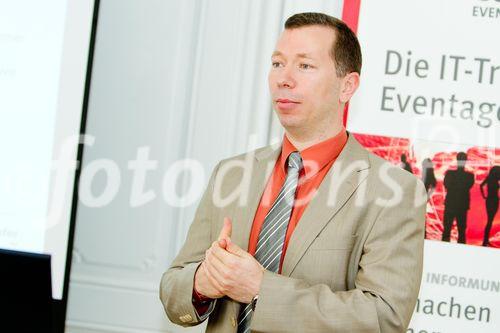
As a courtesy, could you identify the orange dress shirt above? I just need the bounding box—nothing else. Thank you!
[193,128,348,312]
[247,128,348,273]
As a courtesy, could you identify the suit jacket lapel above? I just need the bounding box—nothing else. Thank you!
[281,133,371,276]
[231,142,282,253]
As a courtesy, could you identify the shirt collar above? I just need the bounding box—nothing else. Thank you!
[279,127,348,178]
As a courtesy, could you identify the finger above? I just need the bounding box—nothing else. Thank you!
[204,253,236,296]
[211,240,238,264]
[205,247,230,278]
[203,257,225,292]
[217,217,233,241]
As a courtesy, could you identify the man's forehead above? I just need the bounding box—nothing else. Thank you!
[272,26,335,58]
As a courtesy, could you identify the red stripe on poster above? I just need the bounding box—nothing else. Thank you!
[342,0,361,33]
[341,0,361,126]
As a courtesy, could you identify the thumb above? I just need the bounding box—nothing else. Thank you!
[218,217,232,241]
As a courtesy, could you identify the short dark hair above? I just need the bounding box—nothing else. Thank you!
[456,152,467,161]
[285,12,362,77]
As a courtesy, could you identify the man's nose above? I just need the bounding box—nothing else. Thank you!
[277,67,296,89]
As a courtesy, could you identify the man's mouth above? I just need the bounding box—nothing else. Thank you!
[276,98,299,104]
[275,98,300,111]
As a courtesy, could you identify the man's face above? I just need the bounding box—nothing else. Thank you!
[268,25,343,132]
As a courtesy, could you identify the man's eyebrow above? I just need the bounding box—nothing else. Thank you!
[271,51,315,59]
[296,53,314,59]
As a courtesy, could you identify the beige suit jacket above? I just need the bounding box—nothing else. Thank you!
[160,132,426,333]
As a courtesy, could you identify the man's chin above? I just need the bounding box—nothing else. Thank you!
[277,117,304,130]
[274,108,307,128]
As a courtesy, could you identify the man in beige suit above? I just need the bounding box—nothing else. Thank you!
[160,12,426,333]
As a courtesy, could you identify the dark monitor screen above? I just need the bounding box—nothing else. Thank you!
[0,249,53,332]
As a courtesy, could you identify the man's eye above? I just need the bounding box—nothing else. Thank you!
[272,62,282,68]
[299,63,313,69]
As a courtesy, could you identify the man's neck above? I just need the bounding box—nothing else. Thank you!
[285,123,344,152]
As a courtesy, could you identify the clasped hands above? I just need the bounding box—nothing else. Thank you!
[194,217,264,304]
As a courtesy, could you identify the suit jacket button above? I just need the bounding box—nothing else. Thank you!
[231,316,237,327]
[179,314,192,323]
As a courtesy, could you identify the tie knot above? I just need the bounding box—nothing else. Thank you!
[287,151,303,171]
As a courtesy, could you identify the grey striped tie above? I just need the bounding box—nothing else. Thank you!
[237,151,303,333]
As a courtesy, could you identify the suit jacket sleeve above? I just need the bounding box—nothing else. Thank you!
[159,161,221,327]
[250,177,427,333]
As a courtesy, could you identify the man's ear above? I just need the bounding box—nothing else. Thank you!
[339,72,360,104]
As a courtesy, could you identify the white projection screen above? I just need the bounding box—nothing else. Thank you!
[0,0,97,301]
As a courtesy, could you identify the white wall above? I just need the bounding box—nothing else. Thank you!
[66,1,343,332]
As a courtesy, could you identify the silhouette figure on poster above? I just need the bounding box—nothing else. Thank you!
[400,153,413,174]
[481,166,499,247]
[421,158,437,239]
[422,158,437,195]
[442,152,475,244]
